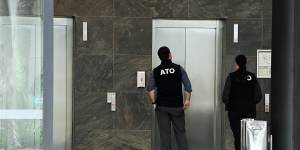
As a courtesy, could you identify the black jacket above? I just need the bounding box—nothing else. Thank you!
[222,71,262,113]
[153,60,183,107]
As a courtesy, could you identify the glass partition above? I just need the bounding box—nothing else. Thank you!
[0,0,44,149]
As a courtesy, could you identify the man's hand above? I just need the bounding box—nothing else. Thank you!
[183,99,190,111]
[148,90,156,109]
[183,91,191,111]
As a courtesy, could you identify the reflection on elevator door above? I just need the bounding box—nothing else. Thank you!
[152,20,224,150]
[0,17,73,150]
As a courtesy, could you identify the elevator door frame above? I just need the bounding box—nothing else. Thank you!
[152,20,224,150]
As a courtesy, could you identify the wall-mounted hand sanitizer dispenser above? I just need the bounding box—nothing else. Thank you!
[137,71,145,88]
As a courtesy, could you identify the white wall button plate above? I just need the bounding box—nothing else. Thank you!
[137,71,146,88]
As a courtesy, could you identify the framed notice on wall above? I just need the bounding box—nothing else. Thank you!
[257,49,272,78]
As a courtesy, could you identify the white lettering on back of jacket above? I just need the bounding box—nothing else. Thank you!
[160,68,175,75]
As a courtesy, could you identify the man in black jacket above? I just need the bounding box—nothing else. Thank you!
[222,55,263,150]
[147,46,192,150]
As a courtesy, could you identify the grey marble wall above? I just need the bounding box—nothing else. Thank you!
[72,16,152,150]
[55,0,272,149]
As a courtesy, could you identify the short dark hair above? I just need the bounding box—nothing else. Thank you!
[235,54,247,67]
[157,46,170,61]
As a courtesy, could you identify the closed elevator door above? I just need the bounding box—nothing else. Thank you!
[152,20,223,150]
[0,17,73,150]
[53,18,73,150]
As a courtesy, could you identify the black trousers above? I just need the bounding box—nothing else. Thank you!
[228,111,256,150]
[156,106,189,150]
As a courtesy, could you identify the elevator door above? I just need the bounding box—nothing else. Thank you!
[152,20,223,150]
[53,18,73,150]
[0,17,73,150]
[185,28,216,149]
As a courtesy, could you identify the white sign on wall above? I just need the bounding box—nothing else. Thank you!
[257,50,272,78]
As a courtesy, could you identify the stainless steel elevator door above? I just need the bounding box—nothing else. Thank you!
[0,17,73,150]
[185,28,216,150]
[153,27,186,150]
[152,20,223,150]
[53,18,73,150]
[154,28,186,66]
[53,25,67,150]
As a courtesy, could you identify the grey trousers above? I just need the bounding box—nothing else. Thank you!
[156,106,189,150]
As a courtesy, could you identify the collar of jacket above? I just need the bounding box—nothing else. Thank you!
[161,59,172,65]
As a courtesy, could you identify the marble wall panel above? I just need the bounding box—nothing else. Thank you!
[189,0,223,19]
[112,131,151,150]
[74,92,113,131]
[73,129,113,150]
[73,54,113,93]
[115,18,152,55]
[55,0,114,16]
[115,92,152,130]
[262,0,272,19]
[225,20,263,56]
[114,54,151,93]
[262,19,272,49]
[115,0,188,18]
[75,17,113,55]
[223,0,262,19]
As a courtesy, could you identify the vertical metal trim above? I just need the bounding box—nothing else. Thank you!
[270,134,273,150]
[184,28,187,69]
[43,0,54,150]
[213,26,218,150]
[151,20,156,150]
[65,18,73,150]
[214,21,224,150]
